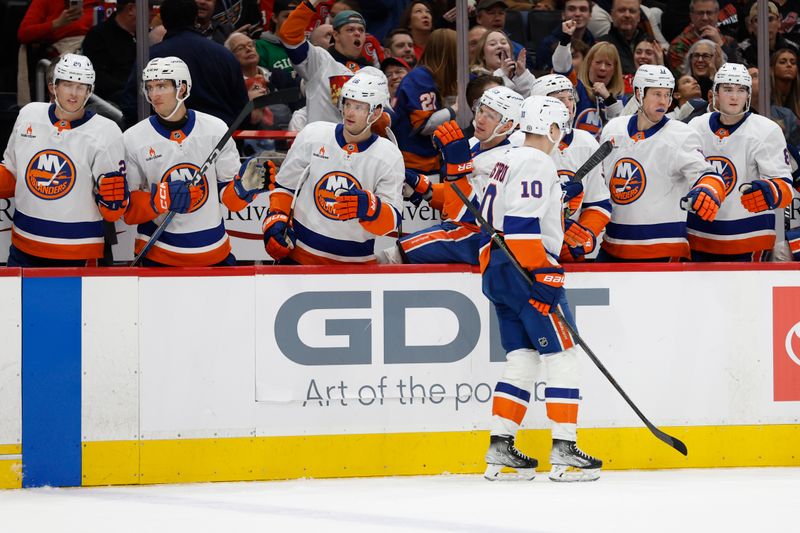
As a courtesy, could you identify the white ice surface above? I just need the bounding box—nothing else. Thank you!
[0,468,797,533]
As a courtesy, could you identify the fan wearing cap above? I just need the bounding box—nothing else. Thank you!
[121,56,271,267]
[263,68,403,265]
[596,64,726,262]
[380,56,411,107]
[278,0,376,124]
[0,53,128,267]
[685,62,793,262]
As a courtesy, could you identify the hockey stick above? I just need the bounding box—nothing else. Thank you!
[570,139,614,183]
[131,90,297,266]
[450,183,689,456]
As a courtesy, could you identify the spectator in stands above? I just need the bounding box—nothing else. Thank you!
[120,0,249,128]
[226,32,271,120]
[589,0,669,52]
[82,0,137,107]
[330,0,385,67]
[570,38,590,71]
[681,39,725,98]
[553,25,625,137]
[619,36,664,110]
[775,0,800,48]
[771,47,800,121]
[392,28,458,174]
[256,0,302,93]
[195,0,235,44]
[381,56,411,106]
[739,1,799,67]
[18,0,99,50]
[667,73,708,121]
[535,0,596,71]
[399,1,434,60]
[475,0,532,69]
[599,0,656,75]
[468,25,489,60]
[357,0,411,43]
[385,28,418,67]
[749,65,800,147]
[470,30,534,96]
[669,0,741,72]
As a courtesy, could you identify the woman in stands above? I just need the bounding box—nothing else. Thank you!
[680,39,725,101]
[470,29,534,97]
[771,48,800,121]
[399,1,434,61]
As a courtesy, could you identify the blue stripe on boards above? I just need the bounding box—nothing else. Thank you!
[22,276,82,488]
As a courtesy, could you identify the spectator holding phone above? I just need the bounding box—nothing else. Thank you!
[470,29,534,97]
[18,0,100,49]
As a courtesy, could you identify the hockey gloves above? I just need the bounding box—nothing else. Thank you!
[262,212,296,259]
[561,181,584,216]
[740,179,786,213]
[333,188,382,221]
[403,170,432,206]
[561,219,596,260]
[432,120,474,180]
[150,180,202,214]
[681,177,723,222]
[96,172,129,211]
[528,267,566,316]
[234,157,275,202]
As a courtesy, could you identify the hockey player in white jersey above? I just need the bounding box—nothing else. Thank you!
[263,69,403,264]
[687,63,793,261]
[377,86,523,265]
[0,53,128,267]
[123,57,271,266]
[481,95,602,482]
[597,65,726,262]
[529,74,612,262]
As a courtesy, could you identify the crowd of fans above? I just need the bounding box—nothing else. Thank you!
[6,0,800,265]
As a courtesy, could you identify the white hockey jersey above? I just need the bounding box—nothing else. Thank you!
[270,121,403,264]
[687,112,793,255]
[479,145,563,272]
[0,102,124,260]
[599,115,721,260]
[123,110,241,266]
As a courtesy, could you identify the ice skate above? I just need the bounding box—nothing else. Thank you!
[484,435,538,481]
[548,439,602,482]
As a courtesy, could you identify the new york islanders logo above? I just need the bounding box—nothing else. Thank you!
[314,171,362,220]
[609,158,646,205]
[161,163,209,212]
[574,108,603,139]
[705,156,737,195]
[25,149,76,200]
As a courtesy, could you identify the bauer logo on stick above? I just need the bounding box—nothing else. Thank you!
[314,171,362,220]
[705,156,737,196]
[609,158,646,204]
[25,149,76,200]
[161,163,209,212]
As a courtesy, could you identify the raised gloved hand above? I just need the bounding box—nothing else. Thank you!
[150,180,202,214]
[403,170,432,206]
[560,219,596,260]
[528,266,566,316]
[234,157,275,202]
[739,179,784,213]
[96,172,129,211]
[681,179,722,222]
[432,120,474,180]
[332,188,382,221]
[262,211,295,259]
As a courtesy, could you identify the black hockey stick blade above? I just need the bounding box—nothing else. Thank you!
[252,87,302,109]
[449,183,689,457]
[571,140,614,183]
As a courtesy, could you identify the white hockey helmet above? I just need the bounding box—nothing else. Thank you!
[632,64,674,106]
[518,95,570,143]
[530,74,576,132]
[712,62,752,114]
[474,85,524,142]
[142,57,192,101]
[53,53,96,90]
[339,66,390,115]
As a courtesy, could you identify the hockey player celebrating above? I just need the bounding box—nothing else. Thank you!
[687,63,794,261]
[481,95,602,482]
[528,74,612,262]
[0,53,128,267]
[597,64,725,262]
[378,86,523,265]
[263,69,403,264]
[123,57,271,266]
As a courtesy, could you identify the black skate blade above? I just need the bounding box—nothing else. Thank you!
[484,464,536,481]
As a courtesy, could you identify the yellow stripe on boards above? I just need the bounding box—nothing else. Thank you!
[0,460,22,489]
[77,425,800,487]
[0,444,21,455]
